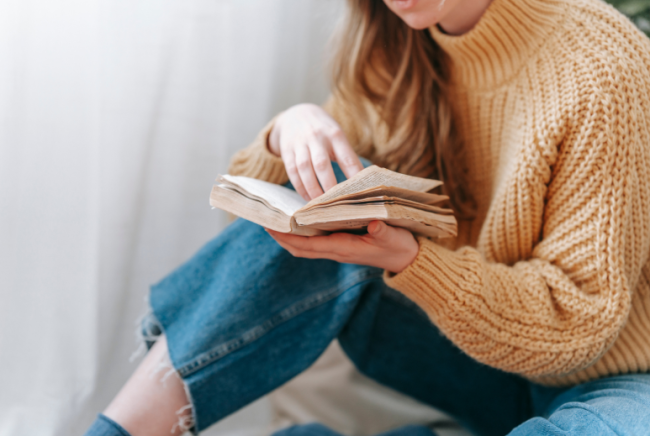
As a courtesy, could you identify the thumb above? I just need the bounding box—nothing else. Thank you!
[368,220,389,239]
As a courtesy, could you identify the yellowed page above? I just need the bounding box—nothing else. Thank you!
[383,218,456,238]
[298,197,453,217]
[297,203,456,226]
[210,185,293,232]
[211,183,325,236]
[306,166,442,207]
[295,203,457,238]
[220,175,306,216]
[301,186,448,212]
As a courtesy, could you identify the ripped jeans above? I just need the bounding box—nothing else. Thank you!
[85,164,650,436]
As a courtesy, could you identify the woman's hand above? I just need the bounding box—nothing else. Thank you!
[268,103,364,201]
[267,221,419,274]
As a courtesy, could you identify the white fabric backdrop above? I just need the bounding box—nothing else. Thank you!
[0,1,343,434]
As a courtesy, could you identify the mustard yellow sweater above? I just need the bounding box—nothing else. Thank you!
[228,0,650,386]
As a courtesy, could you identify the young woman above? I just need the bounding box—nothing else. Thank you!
[85,0,650,435]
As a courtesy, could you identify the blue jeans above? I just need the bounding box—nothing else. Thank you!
[90,163,650,436]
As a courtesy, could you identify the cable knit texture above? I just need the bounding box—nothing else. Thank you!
[229,0,650,386]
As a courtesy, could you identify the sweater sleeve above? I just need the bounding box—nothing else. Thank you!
[228,96,367,183]
[385,63,650,381]
[227,116,288,184]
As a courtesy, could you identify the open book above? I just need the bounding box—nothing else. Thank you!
[210,165,457,238]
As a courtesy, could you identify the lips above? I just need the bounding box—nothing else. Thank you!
[390,0,419,10]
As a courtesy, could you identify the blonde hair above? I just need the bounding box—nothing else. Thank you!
[331,0,476,219]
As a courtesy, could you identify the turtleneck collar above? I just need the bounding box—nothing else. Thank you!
[429,0,568,90]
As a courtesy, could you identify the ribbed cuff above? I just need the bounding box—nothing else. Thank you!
[83,414,132,436]
[228,116,288,185]
[383,237,482,318]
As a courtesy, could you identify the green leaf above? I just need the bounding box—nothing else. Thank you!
[605,0,650,36]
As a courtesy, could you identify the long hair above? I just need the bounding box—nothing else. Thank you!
[331,0,476,219]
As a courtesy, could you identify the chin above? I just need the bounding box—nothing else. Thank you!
[399,12,441,30]
[383,0,444,29]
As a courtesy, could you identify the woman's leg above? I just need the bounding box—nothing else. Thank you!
[85,223,385,436]
[509,374,650,435]
[275,316,650,436]
[102,335,191,436]
[87,217,650,436]
[90,217,535,436]
[274,423,438,436]
[146,218,387,432]
[271,372,650,436]
[86,216,546,436]
[336,286,556,436]
[84,161,545,436]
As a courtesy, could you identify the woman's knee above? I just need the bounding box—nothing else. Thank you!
[511,375,650,435]
[273,424,437,436]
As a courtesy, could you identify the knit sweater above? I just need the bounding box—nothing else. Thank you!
[228,0,650,386]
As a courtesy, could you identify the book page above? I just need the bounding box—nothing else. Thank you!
[296,202,456,227]
[306,166,442,208]
[300,186,449,212]
[295,203,456,239]
[302,218,455,239]
[297,196,454,218]
[220,175,306,216]
[383,218,456,238]
[210,185,293,232]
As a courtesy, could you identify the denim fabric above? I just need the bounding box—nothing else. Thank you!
[84,414,131,436]
[113,160,650,436]
[274,423,439,436]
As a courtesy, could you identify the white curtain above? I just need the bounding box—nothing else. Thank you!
[0,1,343,434]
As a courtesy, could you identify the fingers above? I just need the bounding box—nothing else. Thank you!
[283,134,338,201]
[329,127,363,179]
[267,230,355,260]
[269,230,343,253]
[267,222,418,273]
[367,220,386,236]
[267,230,329,259]
[368,221,401,240]
[283,152,310,200]
[365,221,398,246]
[294,146,324,200]
[274,103,361,199]
[309,140,338,193]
